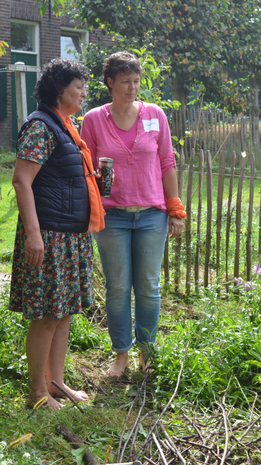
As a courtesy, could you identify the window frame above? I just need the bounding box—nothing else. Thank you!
[60,26,89,59]
[11,19,39,66]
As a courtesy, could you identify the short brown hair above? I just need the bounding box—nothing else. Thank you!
[103,51,142,95]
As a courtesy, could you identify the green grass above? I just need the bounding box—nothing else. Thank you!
[0,149,16,166]
[0,152,17,273]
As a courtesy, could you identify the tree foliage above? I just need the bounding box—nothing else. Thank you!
[34,0,66,16]
[35,0,261,113]
[68,0,261,114]
[201,0,261,113]
[0,41,9,56]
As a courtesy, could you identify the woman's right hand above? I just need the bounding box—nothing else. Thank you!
[25,231,44,267]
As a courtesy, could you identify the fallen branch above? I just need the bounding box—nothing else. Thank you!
[119,377,148,462]
[82,374,109,396]
[117,376,147,461]
[215,401,228,465]
[152,433,168,465]
[181,410,204,442]
[159,422,186,465]
[57,425,99,465]
[225,413,261,459]
[51,380,84,413]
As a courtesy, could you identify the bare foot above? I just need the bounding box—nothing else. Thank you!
[29,389,63,410]
[139,351,152,373]
[106,352,130,377]
[49,383,89,402]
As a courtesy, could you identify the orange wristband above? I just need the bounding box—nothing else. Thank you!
[167,198,187,219]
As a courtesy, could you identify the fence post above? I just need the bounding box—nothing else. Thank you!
[174,148,185,293]
[234,154,246,280]
[216,151,225,278]
[7,62,40,131]
[14,62,28,131]
[246,152,255,280]
[185,147,195,295]
[204,150,213,288]
[195,149,204,291]
[226,151,236,294]
[259,194,261,262]
[163,238,169,285]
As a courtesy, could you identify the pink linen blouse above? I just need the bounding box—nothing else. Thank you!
[81,101,176,211]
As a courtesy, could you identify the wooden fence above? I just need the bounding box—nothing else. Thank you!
[163,146,260,296]
[170,108,261,166]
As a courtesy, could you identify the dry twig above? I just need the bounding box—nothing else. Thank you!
[135,340,190,458]
[152,433,168,465]
[51,380,84,413]
[159,422,186,465]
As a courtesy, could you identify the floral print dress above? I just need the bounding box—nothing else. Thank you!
[9,120,95,319]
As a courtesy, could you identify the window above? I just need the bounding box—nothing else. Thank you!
[11,20,39,53]
[60,28,88,60]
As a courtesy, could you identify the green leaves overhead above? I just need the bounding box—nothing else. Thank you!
[34,0,65,16]
[38,0,261,112]
[70,0,261,111]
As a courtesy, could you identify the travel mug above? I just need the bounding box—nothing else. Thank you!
[98,157,114,197]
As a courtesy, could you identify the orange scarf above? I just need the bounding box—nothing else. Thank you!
[167,198,187,219]
[53,108,105,232]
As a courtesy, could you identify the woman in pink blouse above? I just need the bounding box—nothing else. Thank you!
[81,51,186,377]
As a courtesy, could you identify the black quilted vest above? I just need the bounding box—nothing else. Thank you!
[18,103,90,232]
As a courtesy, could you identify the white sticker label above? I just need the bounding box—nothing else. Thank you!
[142,118,159,132]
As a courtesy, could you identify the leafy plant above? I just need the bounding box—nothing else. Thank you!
[69,314,108,351]
[149,293,261,408]
[0,41,9,57]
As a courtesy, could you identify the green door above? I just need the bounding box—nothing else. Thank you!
[11,52,37,149]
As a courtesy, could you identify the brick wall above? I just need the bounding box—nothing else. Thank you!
[0,0,62,150]
[11,0,41,21]
[40,14,61,65]
[89,28,115,47]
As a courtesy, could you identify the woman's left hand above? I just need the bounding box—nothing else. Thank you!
[168,217,184,238]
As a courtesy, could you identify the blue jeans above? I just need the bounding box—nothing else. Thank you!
[93,207,168,353]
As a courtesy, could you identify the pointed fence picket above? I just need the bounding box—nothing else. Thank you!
[194,149,204,292]
[246,152,255,281]
[225,152,236,294]
[170,108,260,166]
[234,156,246,281]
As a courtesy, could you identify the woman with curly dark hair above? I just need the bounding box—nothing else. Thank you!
[9,58,105,409]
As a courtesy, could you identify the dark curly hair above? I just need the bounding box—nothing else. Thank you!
[34,58,88,107]
[103,51,142,95]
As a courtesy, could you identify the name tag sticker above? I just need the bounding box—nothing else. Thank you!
[142,119,159,132]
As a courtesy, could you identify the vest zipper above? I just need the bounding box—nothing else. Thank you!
[69,178,73,214]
